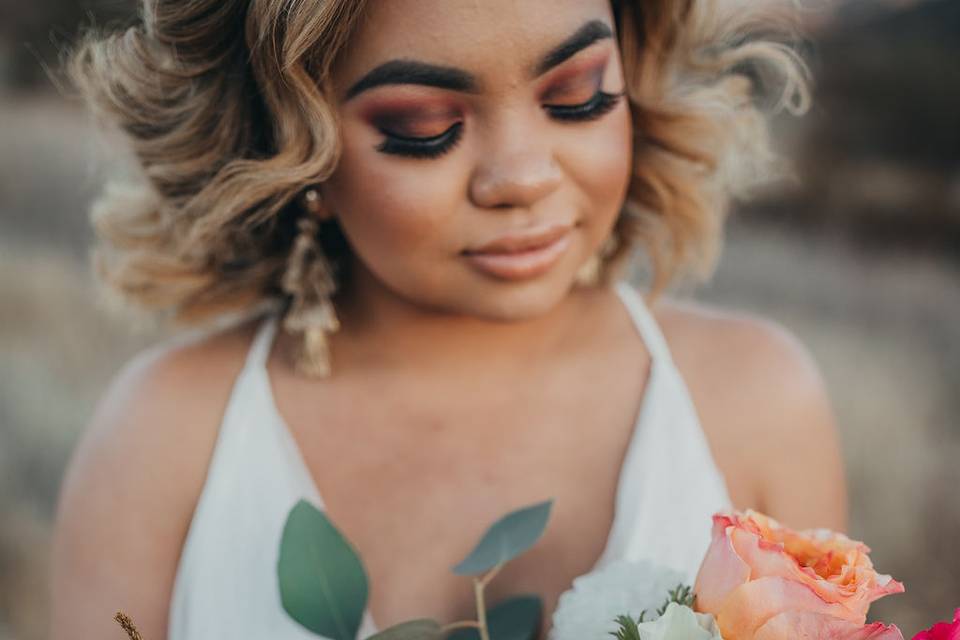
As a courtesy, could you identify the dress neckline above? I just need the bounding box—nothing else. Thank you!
[250,281,664,636]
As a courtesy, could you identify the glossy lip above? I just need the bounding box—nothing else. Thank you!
[462,224,574,281]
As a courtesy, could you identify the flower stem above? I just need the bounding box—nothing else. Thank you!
[480,562,503,589]
[472,562,505,640]
[473,577,490,640]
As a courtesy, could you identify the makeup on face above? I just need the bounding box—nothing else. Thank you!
[539,49,610,104]
[461,224,575,281]
[340,19,623,159]
[344,19,614,101]
[321,2,633,320]
[355,95,465,159]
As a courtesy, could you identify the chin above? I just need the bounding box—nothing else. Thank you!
[453,274,577,322]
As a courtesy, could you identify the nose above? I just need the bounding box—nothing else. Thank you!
[468,121,562,210]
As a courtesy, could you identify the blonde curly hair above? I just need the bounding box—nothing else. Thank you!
[70,0,810,326]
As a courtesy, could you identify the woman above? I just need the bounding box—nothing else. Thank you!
[51,0,847,638]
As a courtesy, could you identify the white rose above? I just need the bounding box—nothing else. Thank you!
[548,560,686,640]
[633,602,722,640]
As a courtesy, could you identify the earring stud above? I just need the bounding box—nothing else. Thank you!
[302,188,324,216]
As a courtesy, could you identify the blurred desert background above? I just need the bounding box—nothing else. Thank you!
[1,0,958,638]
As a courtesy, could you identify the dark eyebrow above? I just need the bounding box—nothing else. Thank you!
[345,60,478,101]
[344,19,614,101]
[534,19,614,77]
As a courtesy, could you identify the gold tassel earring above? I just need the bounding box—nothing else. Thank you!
[281,190,340,378]
[575,235,618,287]
[575,253,603,287]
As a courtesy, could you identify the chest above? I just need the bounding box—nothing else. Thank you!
[273,353,651,631]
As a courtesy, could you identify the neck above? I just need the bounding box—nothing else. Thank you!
[330,259,593,372]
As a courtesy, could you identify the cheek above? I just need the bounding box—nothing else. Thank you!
[568,105,634,231]
[322,120,467,261]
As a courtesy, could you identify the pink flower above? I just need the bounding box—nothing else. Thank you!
[694,511,905,640]
[913,610,960,640]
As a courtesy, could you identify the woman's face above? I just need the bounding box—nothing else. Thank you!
[320,0,633,321]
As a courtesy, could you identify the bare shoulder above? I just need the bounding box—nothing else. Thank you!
[652,297,824,395]
[51,316,263,639]
[649,296,848,531]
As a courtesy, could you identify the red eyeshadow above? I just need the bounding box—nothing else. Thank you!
[362,101,462,138]
[541,47,611,90]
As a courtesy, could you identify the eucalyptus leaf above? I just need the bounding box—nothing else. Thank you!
[447,595,543,640]
[278,500,369,640]
[452,500,553,576]
[368,619,444,640]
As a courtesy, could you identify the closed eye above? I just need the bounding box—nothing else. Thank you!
[545,89,625,122]
[376,122,464,159]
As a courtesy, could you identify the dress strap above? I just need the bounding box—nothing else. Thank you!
[251,287,665,370]
[613,281,674,364]
[244,313,280,372]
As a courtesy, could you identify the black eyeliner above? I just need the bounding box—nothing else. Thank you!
[546,89,625,122]
[376,122,464,159]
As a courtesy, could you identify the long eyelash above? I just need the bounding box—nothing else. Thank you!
[546,90,625,122]
[376,122,464,159]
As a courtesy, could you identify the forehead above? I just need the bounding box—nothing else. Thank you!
[333,0,615,88]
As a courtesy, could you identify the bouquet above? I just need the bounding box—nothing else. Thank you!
[265,500,959,640]
[111,501,960,640]
[551,510,911,640]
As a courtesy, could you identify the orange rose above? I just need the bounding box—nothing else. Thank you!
[694,511,904,640]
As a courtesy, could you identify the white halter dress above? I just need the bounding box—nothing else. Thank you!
[167,281,732,639]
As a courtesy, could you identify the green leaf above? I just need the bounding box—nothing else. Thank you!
[447,595,543,640]
[278,500,369,640]
[368,619,444,640]
[452,500,553,576]
[609,614,643,640]
[656,584,695,617]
